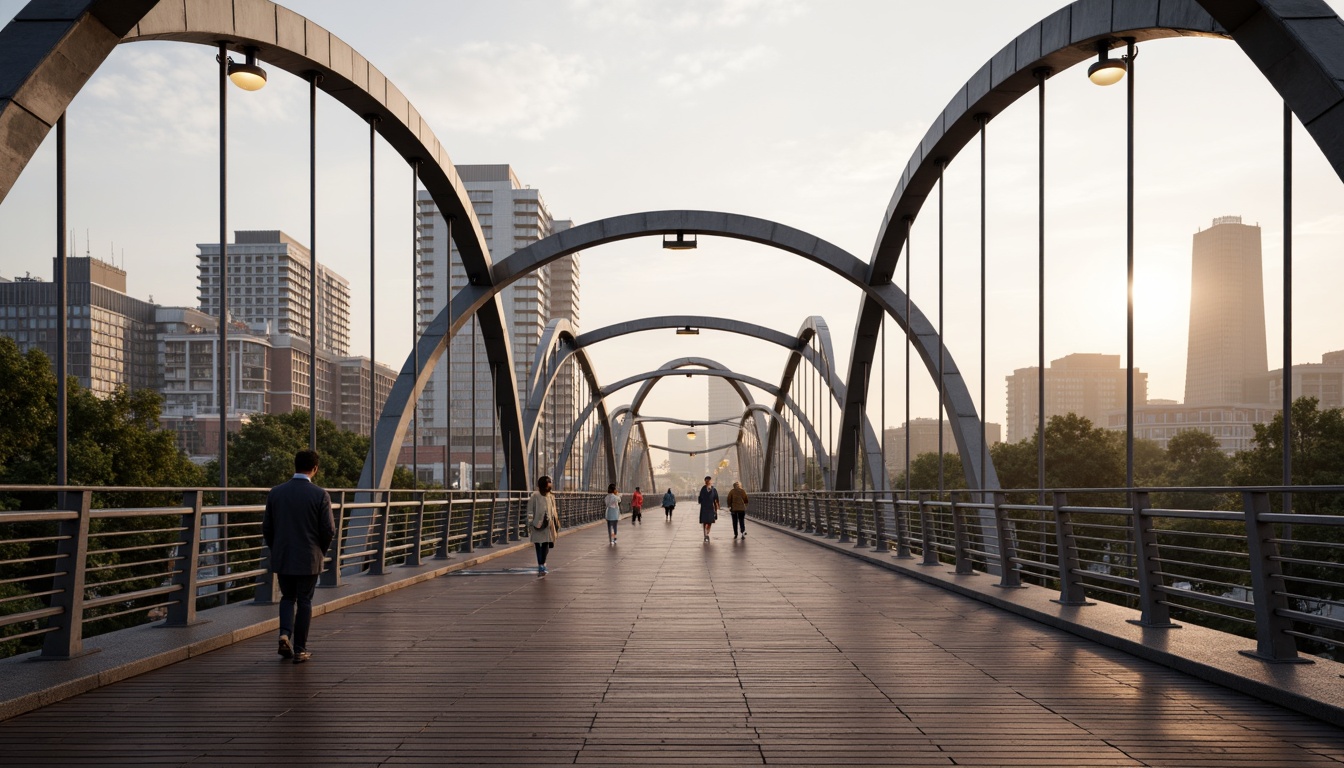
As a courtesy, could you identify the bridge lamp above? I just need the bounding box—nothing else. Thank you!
[1087,40,1126,86]
[227,46,268,91]
[687,425,697,440]
[676,325,699,335]
[663,232,697,250]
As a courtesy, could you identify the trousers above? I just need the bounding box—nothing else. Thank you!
[277,573,320,652]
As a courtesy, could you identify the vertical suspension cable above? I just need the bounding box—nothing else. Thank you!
[411,160,420,490]
[444,216,453,489]
[1035,68,1049,503]
[217,42,230,495]
[368,117,378,444]
[1125,39,1136,490]
[881,315,886,492]
[1283,101,1294,512]
[979,114,988,495]
[937,159,945,496]
[471,313,477,491]
[56,113,67,488]
[904,217,912,499]
[309,72,320,451]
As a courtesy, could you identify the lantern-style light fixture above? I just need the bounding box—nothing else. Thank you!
[228,46,268,91]
[1087,40,1126,86]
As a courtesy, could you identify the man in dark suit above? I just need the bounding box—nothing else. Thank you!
[262,449,335,664]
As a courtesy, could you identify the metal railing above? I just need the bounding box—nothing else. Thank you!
[0,486,603,660]
[752,486,1344,664]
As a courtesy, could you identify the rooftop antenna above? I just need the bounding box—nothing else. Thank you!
[85,229,90,258]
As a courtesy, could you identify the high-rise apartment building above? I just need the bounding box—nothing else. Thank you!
[0,257,157,396]
[883,418,1002,481]
[1184,216,1267,405]
[415,165,580,487]
[1005,353,1148,443]
[196,230,351,357]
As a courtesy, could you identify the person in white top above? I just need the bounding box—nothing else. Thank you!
[604,483,621,544]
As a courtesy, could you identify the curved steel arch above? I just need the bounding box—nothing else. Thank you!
[602,360,834,488]
[631,407,808,483]
[837,0,1344,492]
[607,357,754,488]
[525,313,882,490]
[555,361,832,491]
[0,0,528,491]
[450,210,982,491]
[523,319,617,484]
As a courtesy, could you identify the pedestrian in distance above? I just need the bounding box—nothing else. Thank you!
[727,481,749,539]
[662,488,676,521]
[698,475,719,542]
[631,487,644,524]
[262,449,335,665]
[605,483,621,544]
[528,474,560,575]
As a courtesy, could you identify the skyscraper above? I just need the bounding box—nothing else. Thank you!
[707,377,743,485]
[1184,216,1267,405]
[415,165,580,486]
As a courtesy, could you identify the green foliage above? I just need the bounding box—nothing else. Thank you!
[202,409,414,491]
[891,451,966,496]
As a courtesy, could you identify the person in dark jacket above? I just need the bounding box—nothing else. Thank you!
[698,476,719,542]
[262,449,336,664]
[662,488,676,521]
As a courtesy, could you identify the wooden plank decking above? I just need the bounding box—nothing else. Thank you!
[1,515,1342,766]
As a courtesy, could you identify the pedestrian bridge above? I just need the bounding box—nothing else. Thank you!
[3,507,1343,766]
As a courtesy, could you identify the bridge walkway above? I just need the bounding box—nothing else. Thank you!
[2,514,1343,766]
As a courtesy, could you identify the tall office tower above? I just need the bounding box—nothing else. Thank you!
[1184,216,1267,405]
[196,230,351,357]
[0,257,157,396]
[667,428,707,478]
[707,377,743,485]
[415,166,580,486]
[1005,353,1148,443]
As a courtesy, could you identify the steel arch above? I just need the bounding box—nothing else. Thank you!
[0,0,529,491]
[837,0,1344,491]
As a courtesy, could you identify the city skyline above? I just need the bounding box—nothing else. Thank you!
[1,1,1342,463]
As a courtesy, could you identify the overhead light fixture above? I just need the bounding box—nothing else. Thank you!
[228,46,268,91]
[687,426,697,440]
[676,326,699,335]
[662,232,697,250]
[1087,40,1126,86]
[689,452,696,458]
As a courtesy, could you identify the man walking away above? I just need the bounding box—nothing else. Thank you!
[262,449,335,664]
[727,481,749,539]
[631,487,644,524]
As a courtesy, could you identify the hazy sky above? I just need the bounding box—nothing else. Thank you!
[1,0,1341,457]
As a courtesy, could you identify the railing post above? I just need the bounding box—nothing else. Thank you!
[165,490,204,626]
[462,494,476,553]
[1128,491,1177,628]
[853,495,867,547]
[479,493,495,548]
[41,490,92,659]
[837,494,851,543]
[991,491,1022,588]
[919,493,938,566]
[894,494,912,559]
[369,493,391,576]
[1051,492,1091,605]
[507,494,521,542]
[823,495,837,538]
[951,493,975,575]
[435,491,453,560]
[404,491,425,567]
[320,490,346,587]
[872,492,889,552]
[1240,490,1305,663]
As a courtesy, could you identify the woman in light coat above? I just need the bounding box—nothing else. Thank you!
[605,483,621,544]
[528,475,560,574]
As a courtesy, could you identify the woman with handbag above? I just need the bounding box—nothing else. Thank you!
[528,475,560,575]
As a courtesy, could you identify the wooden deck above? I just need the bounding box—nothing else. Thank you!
[2,515,1343,766]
